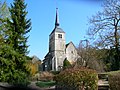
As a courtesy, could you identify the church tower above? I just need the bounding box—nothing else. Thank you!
[49,8,66,71]
[43,8,79,71]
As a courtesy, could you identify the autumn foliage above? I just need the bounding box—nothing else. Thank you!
[29,63,37,76]
[27,62,39,76]
[55,67,98,90]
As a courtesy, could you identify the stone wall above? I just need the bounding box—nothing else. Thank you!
[66,42,78,64]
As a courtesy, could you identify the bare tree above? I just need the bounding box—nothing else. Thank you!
[0,1,10,41]
[88,0,120,70]
[76,40,106,72]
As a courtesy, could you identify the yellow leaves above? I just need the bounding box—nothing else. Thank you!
[26,62,37,76]
[30,64,37,76]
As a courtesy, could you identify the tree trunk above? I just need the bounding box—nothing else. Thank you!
[114,21,119,70]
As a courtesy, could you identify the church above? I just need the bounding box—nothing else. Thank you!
[42,8,79,71]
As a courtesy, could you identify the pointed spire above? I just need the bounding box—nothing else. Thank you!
[55,8,59,28]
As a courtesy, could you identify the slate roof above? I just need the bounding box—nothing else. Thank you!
[50,8,65,35]
[50,27,65,35]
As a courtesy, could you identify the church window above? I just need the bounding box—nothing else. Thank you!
[71,51,73,54]
[58,34,62,38]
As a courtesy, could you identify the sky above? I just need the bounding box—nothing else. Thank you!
[3,0,104,60]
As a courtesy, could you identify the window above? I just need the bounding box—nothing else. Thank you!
[71,51,73,54]
[58,34,62,38]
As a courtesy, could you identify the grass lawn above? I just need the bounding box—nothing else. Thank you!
[106,70,120,75]
[36,81,56,88]
[99,70,120,75]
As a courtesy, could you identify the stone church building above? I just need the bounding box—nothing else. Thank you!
[42,8,79,71]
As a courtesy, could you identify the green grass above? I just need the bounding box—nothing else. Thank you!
[99,70,120,75]
[36,81,56,88]
[98,70,120,80]
[106,70,120,75]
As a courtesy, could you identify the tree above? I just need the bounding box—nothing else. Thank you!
[7,0,31,84]
[76,40,106,72]
[63,58,72,70]
[0,45,30,85]
[7,0,31,55]
[0,0,31,85]
[0,1,10,44]
[0,1,10,24]
[88,0,120,70]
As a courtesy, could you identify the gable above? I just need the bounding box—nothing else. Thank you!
[66,42,77,52]
[65,42,78,63]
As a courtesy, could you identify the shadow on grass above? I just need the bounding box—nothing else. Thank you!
[0,85,39,90]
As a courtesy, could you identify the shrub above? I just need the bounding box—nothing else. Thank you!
[108,71,120,90]
[8,70,30,86]
[39,71,54,81]
[28,63,37,76]
[63,58,72,70]
[55,67,98,90]
[50,71,60,75]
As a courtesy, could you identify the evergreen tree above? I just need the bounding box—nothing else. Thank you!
[63,58,71,70]
[7,0,31,85]
[8,0,31,55]
[0,0,31,85]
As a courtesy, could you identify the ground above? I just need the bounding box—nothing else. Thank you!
[0,81,55,90]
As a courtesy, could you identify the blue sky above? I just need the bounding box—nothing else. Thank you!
[4,0,104,60]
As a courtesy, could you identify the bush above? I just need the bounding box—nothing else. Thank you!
[39,71,54,81]
[55,67,98,90]
[50,71,60,75]
[8,70,30,86]
[63,58,72,70]
[108,71,120,90]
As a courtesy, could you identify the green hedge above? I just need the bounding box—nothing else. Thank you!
[108,71,120,90]
[55,68,98,90]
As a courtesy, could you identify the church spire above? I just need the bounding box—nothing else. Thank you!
[55,8,59,28]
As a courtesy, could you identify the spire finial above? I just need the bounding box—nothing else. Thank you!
[55,8,59,28]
